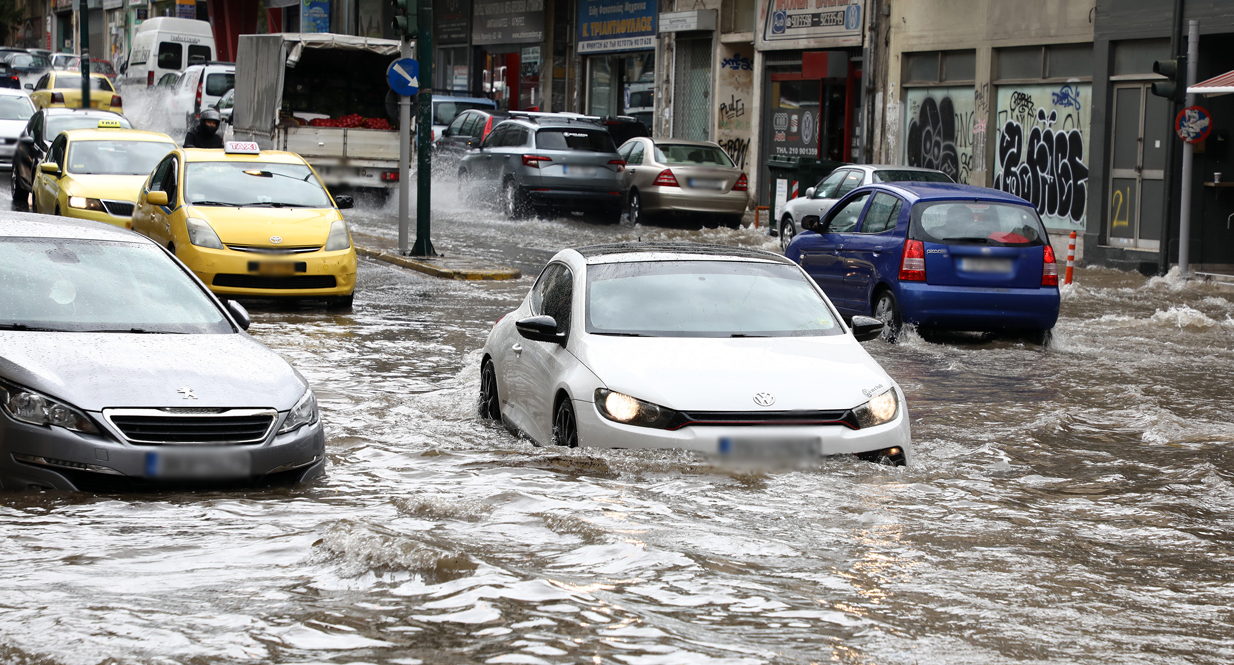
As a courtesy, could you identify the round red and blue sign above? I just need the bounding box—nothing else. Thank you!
[1175,105,1213,144]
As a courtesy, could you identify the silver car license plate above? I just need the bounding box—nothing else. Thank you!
[145,449,252,479]
[562,164,598,176]
[718,436,821,459]
[688,178,725,190]
[958,257,1014,273]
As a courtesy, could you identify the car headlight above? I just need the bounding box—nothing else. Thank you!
[324,220,351,251]
[279,388,318,434]
[594,388,679,429]
[853,389,898,429]
[68,196,105,211]
[0,379,100,434]
[186,217,224,249]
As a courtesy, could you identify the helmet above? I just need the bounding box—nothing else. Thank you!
[199,108,221,123]
[197,108,221,136]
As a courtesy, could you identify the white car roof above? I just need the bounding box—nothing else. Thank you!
[572,243,795,266]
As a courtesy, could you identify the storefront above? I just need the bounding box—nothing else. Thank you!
[54,0,75,53]
[754,0,865,207]
[578,0,656,125]
[435,0,472,94]
[472,0,546,111]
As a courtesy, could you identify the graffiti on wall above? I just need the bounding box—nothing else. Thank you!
[719,138,751,171]
[717,42,754,169]
[904,87,975,184]
[993,84,1091,229]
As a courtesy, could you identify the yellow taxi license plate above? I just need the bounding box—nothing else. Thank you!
[254,262,297,276]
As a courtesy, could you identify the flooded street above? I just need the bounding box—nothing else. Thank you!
[3,173,1234,664]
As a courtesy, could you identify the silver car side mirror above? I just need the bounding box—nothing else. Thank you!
[805,187,815,199]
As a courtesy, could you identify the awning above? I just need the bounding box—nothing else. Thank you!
[1188,70,1234,98]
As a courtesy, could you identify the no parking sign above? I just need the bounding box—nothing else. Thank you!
[1175,105,1212,143]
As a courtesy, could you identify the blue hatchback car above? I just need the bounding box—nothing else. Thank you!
[784,183,1060,342]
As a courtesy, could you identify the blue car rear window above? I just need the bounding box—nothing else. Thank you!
[911,201,1046,246]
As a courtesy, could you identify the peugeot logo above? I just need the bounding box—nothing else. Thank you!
[753,392,776,407]
[177,387,198,400]
[270,236,284,244]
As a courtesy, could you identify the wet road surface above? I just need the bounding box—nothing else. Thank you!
[3,155,1234,664]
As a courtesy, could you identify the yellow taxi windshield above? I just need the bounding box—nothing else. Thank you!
[67,140,174,176]
[184,162,333,208]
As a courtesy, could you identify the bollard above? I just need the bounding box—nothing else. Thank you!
[1064,231,1076,285]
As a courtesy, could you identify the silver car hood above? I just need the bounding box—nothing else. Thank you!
[0,332,306,412]
[573,334,893,412]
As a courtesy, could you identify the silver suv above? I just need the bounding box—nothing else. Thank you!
[458,113,626,223]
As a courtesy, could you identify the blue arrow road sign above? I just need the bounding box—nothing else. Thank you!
[388,58,419,97]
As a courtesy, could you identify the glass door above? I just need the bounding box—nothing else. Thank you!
[1108,84,1169,250]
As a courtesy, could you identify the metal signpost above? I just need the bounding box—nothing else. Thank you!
[387,55,418,254]
[390,0,435,257]
[78,0,90,110]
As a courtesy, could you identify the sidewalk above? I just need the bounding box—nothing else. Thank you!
[352,231,521,281]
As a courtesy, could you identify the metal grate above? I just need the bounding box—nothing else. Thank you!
[101,200,135,217]
[104,408,277,445]
[213,274,336,289]
[226,245,322,254]
[669,409,859,431]
[673,38,712,141]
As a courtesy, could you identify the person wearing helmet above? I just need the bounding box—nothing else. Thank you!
[184,108,224,149]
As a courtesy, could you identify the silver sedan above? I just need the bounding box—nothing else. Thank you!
[617,138,750,227]
[0,214,325,491]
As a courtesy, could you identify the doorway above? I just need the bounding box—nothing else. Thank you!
[1108,83,1169,250]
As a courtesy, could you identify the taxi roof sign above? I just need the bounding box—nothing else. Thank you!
[224,141,261,154]
[97,119,122,129]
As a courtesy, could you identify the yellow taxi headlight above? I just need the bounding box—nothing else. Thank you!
[68,196,105,211]
[185,217,224,249]
[324,220,351,251]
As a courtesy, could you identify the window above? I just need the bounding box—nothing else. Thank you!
[828,193,869,233]
[860,193,902,234]
[205,73,234,96]
[445,112,469,137]
[157,42,182,70]
[188,45,212,64]
[149,157,173,193]
[47,136,66,169]
[482,124,507,148]
[471,115,491,139]
[905,50,976,84]
[505,127,529,147]
[458,113,479,138]
[34,74,49,90]
[997,44,1094,81]
[912,201,1046,246]
[68,140,175,176]
[49,75,114,92]
[653,144,734,166]
[834,171,864,198]
[1047,44,1092,78]
[997,47,1041,80]
[531,263,573,334]
[813,169,846,198]
[1113,39,1170,77]
[628,141,644,165]
[535,128,617,152]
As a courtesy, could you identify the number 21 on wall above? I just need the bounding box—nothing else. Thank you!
[1110,186,1131,229]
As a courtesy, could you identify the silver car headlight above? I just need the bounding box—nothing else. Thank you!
[594,389,679,429]
[279,388,319,434]
[324,220,351,251]
[853,389,898,429]
[186,217,224,249]
[0,379,100,434]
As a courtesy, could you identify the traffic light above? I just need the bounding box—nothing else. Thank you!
[1151,56,1187,104]
[391,0,417,38]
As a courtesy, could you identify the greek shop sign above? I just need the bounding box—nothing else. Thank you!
[578,0,657,53]
[760,0,863,49]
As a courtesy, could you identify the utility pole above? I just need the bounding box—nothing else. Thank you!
[78,0,90,109]
[411,0,435,257]
[1178,19,1199,276]
[398,39,412,254]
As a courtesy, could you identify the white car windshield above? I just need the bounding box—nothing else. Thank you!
[0,95,34,121]
[0,238,231,333]
[586,260,843,337]
[184,162,334,208]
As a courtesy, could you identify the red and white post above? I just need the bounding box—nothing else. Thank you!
[1064,231,1076,285]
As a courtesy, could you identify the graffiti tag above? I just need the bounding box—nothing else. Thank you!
[993,108,1089,224]
[719,95,746,121]
[720,54,753,71]
[905,96,961,183]
[719,138,750,170]
[1051,85,1083,111]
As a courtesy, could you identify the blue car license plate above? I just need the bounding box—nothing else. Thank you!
[718,436,821,460]
[145,449,252,479]
[958,257,1014,273]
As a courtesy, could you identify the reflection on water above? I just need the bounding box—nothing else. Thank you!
[1,191,1232,664]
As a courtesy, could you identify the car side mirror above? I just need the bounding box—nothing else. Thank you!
[24,83,33,90]
[850,316,885,343]
[801,215,820,231]
[39,162,59,175]
[516,315,565,344]
[333,194,353,209]
[226,300,250,331]
[146,190,168,206]
[804,187,815,199]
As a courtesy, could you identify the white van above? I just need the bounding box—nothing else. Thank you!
[121,18,216,88]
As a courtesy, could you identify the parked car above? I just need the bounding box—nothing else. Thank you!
[430,95,498,141]
[616,137,749,227]
[28,72,121,112]
[778,165,952,250]
[49,53,80,71]
[458,114,626,222]
[0,50,50,79]
[478,242,910,465]
[434,107,508,165]
[0,213,326,491]
[784,182,1060,343]
[169,62,234,130]
[155,72,180,87]
[0,89,36,166]
[0,62,19,89]
[10,108,132,205]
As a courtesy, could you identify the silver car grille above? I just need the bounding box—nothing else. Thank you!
[101,199,135,217]
[226,245,322,254]
[103,408,278,445]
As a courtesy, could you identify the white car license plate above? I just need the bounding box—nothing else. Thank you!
[958,257,1014,273]
[562,164,598,176]
[718,436,821,459]
[145,449,252,479]
[688,178,725,190]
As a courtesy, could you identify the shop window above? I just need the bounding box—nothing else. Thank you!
[997,47,1042,80]
[905,50,974,84]
[1113,39,1170,77]
[1047,44,1092,79]
[997,44,1094,82]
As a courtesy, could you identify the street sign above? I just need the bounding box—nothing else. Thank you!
[387,58,419,97]
[1175,105,1212,144]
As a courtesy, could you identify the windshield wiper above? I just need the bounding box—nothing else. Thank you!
[192,200,243,207]
[0,323,68,332]
[730,333,770,338]
[241,202,304,208]
[77,328,182,334]
[593,332,645,337]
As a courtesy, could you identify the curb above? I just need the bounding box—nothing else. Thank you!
[355,245,521,281]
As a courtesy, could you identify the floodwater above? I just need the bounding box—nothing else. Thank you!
[3,134,1234,664]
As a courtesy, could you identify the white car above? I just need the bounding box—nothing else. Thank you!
[169,62,235,130]
[778,165,952,250]
[0,89,35,166]
[479,243,911,465]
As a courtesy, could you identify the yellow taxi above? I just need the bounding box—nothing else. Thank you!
[32,121,177,228]
[130,141,358,306]
[29,72,123,112]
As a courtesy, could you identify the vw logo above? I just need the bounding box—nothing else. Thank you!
[753,392,776,407]
[270,236,284,244]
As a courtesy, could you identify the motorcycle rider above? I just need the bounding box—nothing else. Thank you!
[184,108,224,149]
